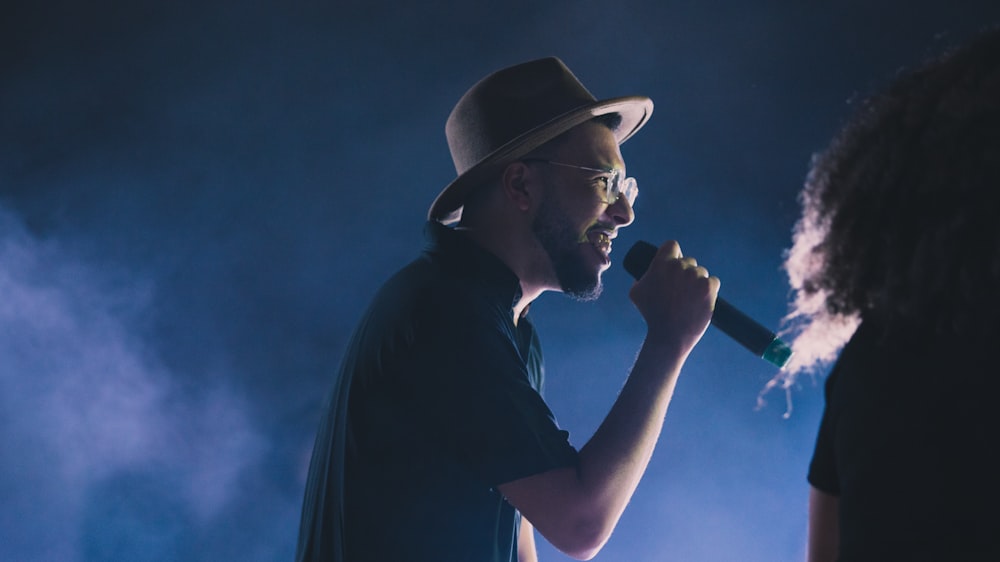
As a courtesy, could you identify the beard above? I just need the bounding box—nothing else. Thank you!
[532,197,603,301]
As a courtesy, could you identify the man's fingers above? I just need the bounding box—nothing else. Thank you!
[658,240,682,260]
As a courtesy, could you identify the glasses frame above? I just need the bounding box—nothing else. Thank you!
[521,158,638,206]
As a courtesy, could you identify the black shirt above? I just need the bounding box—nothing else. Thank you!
[809,319,1000,560]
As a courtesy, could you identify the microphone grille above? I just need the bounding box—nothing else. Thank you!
[623,241,658,280]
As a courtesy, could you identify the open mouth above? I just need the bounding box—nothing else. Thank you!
[586,230,612,257]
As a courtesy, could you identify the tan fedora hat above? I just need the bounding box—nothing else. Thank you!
[428,57,653,223]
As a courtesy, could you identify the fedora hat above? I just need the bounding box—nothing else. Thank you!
[428,57,653,223]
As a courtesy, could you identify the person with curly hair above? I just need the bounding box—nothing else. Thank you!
[780,27,1000,561]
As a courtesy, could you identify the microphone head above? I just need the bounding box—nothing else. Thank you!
[623,240,658,280]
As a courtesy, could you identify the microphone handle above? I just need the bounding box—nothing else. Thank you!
[622,241,792,369]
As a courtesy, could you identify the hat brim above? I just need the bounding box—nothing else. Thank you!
[428,95,653,223]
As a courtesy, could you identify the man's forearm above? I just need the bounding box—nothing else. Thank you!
[572,338,689,545]
[499,338,691,560]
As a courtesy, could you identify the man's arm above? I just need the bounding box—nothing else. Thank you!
[518,517,538,562]
[806,486,839,562]
[499,242,718,560]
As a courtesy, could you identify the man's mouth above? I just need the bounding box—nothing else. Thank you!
[586,230,613,256]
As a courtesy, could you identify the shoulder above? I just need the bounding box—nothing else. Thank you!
[366,254,513,339]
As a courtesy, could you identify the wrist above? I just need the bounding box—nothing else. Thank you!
[639,329,693,367]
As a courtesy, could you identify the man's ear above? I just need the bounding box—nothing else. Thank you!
[501,161,535,212]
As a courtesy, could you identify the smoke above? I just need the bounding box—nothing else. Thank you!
[777,187,862,375]
[0,207,266,561]
[754,197,861,417]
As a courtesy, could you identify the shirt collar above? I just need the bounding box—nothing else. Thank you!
[423,221,525,313]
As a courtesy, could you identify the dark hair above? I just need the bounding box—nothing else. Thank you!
[782,27,1000,373]
[592,111,624,132]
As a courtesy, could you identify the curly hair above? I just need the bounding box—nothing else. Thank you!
[780,27,1000,376]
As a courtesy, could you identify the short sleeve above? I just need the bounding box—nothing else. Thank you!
[807,367,841,495]
[394,291,579,487]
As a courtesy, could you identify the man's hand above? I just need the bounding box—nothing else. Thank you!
[628,240,719,356]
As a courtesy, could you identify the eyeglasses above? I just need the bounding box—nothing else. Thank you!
[521,158,638,206]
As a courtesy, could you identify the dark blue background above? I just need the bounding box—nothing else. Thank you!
[3,2,998,560]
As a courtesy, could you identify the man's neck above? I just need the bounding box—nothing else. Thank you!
[455,224,551,326]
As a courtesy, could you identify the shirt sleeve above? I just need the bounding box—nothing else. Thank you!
[394,291,579,487]
[807,366,841,495]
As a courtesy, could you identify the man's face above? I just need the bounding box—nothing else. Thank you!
[529,121,635,300]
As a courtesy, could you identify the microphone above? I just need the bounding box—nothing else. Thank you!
[623,240,792,369]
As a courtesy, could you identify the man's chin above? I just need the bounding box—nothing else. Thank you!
[561,274,603,301]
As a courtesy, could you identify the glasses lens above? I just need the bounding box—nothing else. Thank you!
[604,172,637,206]
[606,171,623,204]
[620,177,637,205]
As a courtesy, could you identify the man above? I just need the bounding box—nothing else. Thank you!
[296,57,719,562]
